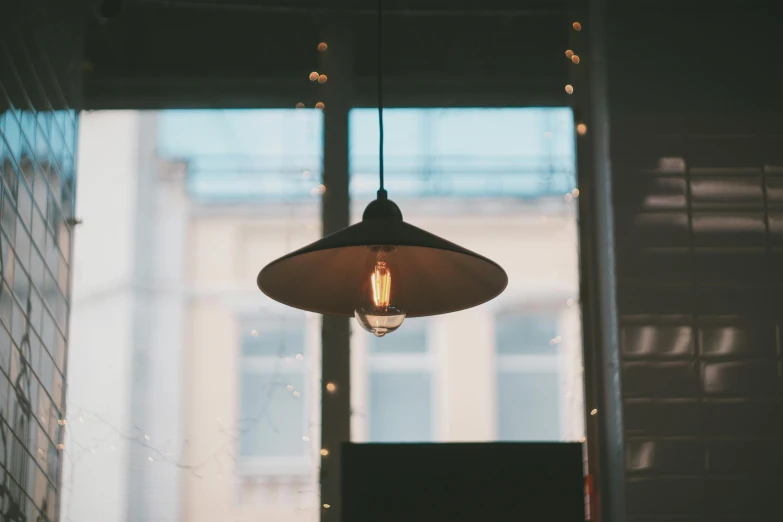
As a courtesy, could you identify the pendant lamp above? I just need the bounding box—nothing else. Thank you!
[257,0,507,337]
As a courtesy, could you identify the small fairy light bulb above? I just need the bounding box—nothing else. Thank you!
[78,416,84,423]
[148,456,154,463]
[144,434,150,441]
[567,297,575,306]
[293,390,301,398]
[326,382,337,393]
[577,123,588,136]
[295,102,305,109]
[318,184,326,194]
[573,22,582,31]
[318,42,328,52]
[310,187,320,197]
[251,329,258,337]
[287,384,294,391]
[565,50,574,59]
[590,409,598,416]
[323,504,331,509]
[309,71,319,81]
[549,336,563,345]
[302,170,311,178]
[57,444,65,451]
[565,193,573,202]
[572,188,580,198]
[296,353,304,360]
[318,74,328,84]
[565,84,574,94]
[315,102,325,109]
[571,55,580,64]
[320,448,329,456]
[544,131,552,139]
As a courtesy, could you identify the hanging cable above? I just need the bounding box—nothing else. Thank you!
[377,0,385,194]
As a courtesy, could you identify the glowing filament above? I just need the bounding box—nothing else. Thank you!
[371,261,392,308]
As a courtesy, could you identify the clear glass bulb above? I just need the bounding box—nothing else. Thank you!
[354,246,406,337]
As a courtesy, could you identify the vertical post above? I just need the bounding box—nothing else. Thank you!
[572,0,626,520]
[319,12,352,522]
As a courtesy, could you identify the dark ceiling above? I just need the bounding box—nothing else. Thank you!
[82,0,575,108]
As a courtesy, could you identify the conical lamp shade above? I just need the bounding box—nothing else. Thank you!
[257,197,507,318]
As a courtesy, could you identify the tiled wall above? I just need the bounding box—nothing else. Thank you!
[606,6,783,520]
[0,1,81,520]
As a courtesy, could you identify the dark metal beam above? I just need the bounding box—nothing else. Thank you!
[319,12,352,522]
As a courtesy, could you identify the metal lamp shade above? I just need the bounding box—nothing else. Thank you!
[257,199,508,318]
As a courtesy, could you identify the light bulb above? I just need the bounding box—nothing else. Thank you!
[354,246,406,337]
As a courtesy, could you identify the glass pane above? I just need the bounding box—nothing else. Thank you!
[239,372,306,458]
[369,372,432,442]
[369,319,427,353]
[350,108,584,444]
[496,312,560,355]
[243,325,305,358]
[497,372,561,441]
[68,110,324,521]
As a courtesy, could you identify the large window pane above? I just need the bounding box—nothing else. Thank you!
[68,110,324,522]
[350,108,584,444]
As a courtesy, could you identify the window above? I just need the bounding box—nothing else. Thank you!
[238,316,309,474]
[367,320,434,442]
[495,310,563,441]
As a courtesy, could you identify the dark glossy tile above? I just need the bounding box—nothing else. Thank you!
[702,361,780,396]
[627,439,705,474]
[699,321,777,358]
[622,323,694,358]
[626,478,705,516]
[624,362,699,398]
[625,399,703,437]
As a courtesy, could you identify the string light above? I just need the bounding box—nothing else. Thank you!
[287,384,294,391]
[579,437,587,443]
[573,22,582,31]
[293,390,301,398]
[302,170,311,178]
[318,184,326,194]
[565,84,574,94]
[148,456,154,462]
[144,434,150,441]
[323,504,331,509]
[318,74,328,84]
[326,382,337,393]
[251,329,258,337]
[572,188,580,198]
[309,71,319,81]
[549,336,562,345]
[565,193,573,202]
[544,131,552,139]
[57,444,64,450]
[590,409,598,416]
[576,123,587,135]
[318,42,328,52]
[78,416,84,423]
[567,298,575,306]
[302,435,310,442]
[315,102,325,109]
[310,187,320,197]
[565,50,574,59]
[296,353,304,360]
[571,55,580,64]
[320,448,329,456]
[295,102,305,109]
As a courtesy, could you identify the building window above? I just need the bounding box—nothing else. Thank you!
[495,310,562,441]
[238,317,308,474]
[367,321,434,442]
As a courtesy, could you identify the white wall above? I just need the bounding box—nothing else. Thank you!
[63,111,141,522]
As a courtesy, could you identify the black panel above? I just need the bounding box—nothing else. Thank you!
[341,442,585,522]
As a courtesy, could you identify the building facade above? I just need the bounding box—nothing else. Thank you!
[65,110,583,522]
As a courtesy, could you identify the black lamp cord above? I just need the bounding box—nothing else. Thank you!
[377,0,386,199]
